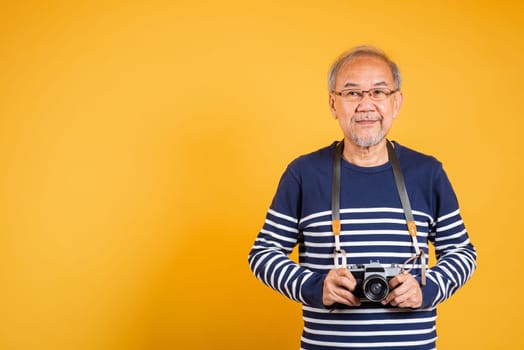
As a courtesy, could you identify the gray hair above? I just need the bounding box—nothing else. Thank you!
[327,45,402,92]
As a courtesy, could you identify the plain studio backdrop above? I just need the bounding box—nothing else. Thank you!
[0,1,522,349]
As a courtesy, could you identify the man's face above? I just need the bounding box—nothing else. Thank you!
[329,55,403,148]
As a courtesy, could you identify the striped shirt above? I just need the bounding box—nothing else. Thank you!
[248,141,476,349]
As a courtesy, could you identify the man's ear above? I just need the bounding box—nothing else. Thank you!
[329,94,337,119]
[392,91,404,119]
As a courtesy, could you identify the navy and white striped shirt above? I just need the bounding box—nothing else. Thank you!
[248,141,476,349]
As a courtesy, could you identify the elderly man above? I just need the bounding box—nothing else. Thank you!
[248,46,476,349]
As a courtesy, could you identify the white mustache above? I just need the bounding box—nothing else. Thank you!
[353,113,382,122]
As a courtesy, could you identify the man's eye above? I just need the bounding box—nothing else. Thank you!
[343,90,361,97]
[371,89,387,98]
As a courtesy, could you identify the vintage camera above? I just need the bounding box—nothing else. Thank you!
[348,261,402,302]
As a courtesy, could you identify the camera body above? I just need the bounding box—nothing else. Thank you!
[348,261,402,302]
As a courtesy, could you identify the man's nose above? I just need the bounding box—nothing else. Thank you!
[355,92,376,111]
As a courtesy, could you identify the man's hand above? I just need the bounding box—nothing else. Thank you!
[381,272,422,308]
[322,268,361,307]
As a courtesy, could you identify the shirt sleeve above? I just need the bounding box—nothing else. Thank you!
[247,164,326,307]
[419,165,477,308]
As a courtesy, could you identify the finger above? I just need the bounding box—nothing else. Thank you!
[388,273,408,289]
[333,268,357,291]
[396,289,422,308]
[332,288,361,307]
[382,275,413,306]
[384,279,422,308]
[388,288,412,307]
[340,277,357,292]
[323,268,363,307]
[324,269,358,306]
[336,268,356,282]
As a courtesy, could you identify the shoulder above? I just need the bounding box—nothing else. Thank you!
[279,142,337,184]
[393,141,443,171]
[287,142,337,172]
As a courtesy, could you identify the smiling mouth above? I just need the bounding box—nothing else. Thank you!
[353,112,382,124]
[355,119,380,125]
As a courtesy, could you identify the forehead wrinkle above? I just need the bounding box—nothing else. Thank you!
[342,81,389,89]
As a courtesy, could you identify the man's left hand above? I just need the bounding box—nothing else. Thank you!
[381,272,422,308]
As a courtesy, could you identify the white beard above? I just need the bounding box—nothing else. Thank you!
[351,129,386,148]
[350,112,385,147]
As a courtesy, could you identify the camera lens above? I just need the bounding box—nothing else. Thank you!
[362,275,389,302]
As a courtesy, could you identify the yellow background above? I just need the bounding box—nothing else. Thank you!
[1,0,522,349]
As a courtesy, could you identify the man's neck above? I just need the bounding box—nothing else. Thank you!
[343,138,390,167]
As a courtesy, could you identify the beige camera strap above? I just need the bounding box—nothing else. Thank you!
[331,139,427,285]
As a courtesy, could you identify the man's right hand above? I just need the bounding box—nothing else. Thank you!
[322,268,361,307]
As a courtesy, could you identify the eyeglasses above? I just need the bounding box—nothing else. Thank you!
[331,88,399,102]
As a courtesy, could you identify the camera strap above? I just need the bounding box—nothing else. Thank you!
[331,139,426,286]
